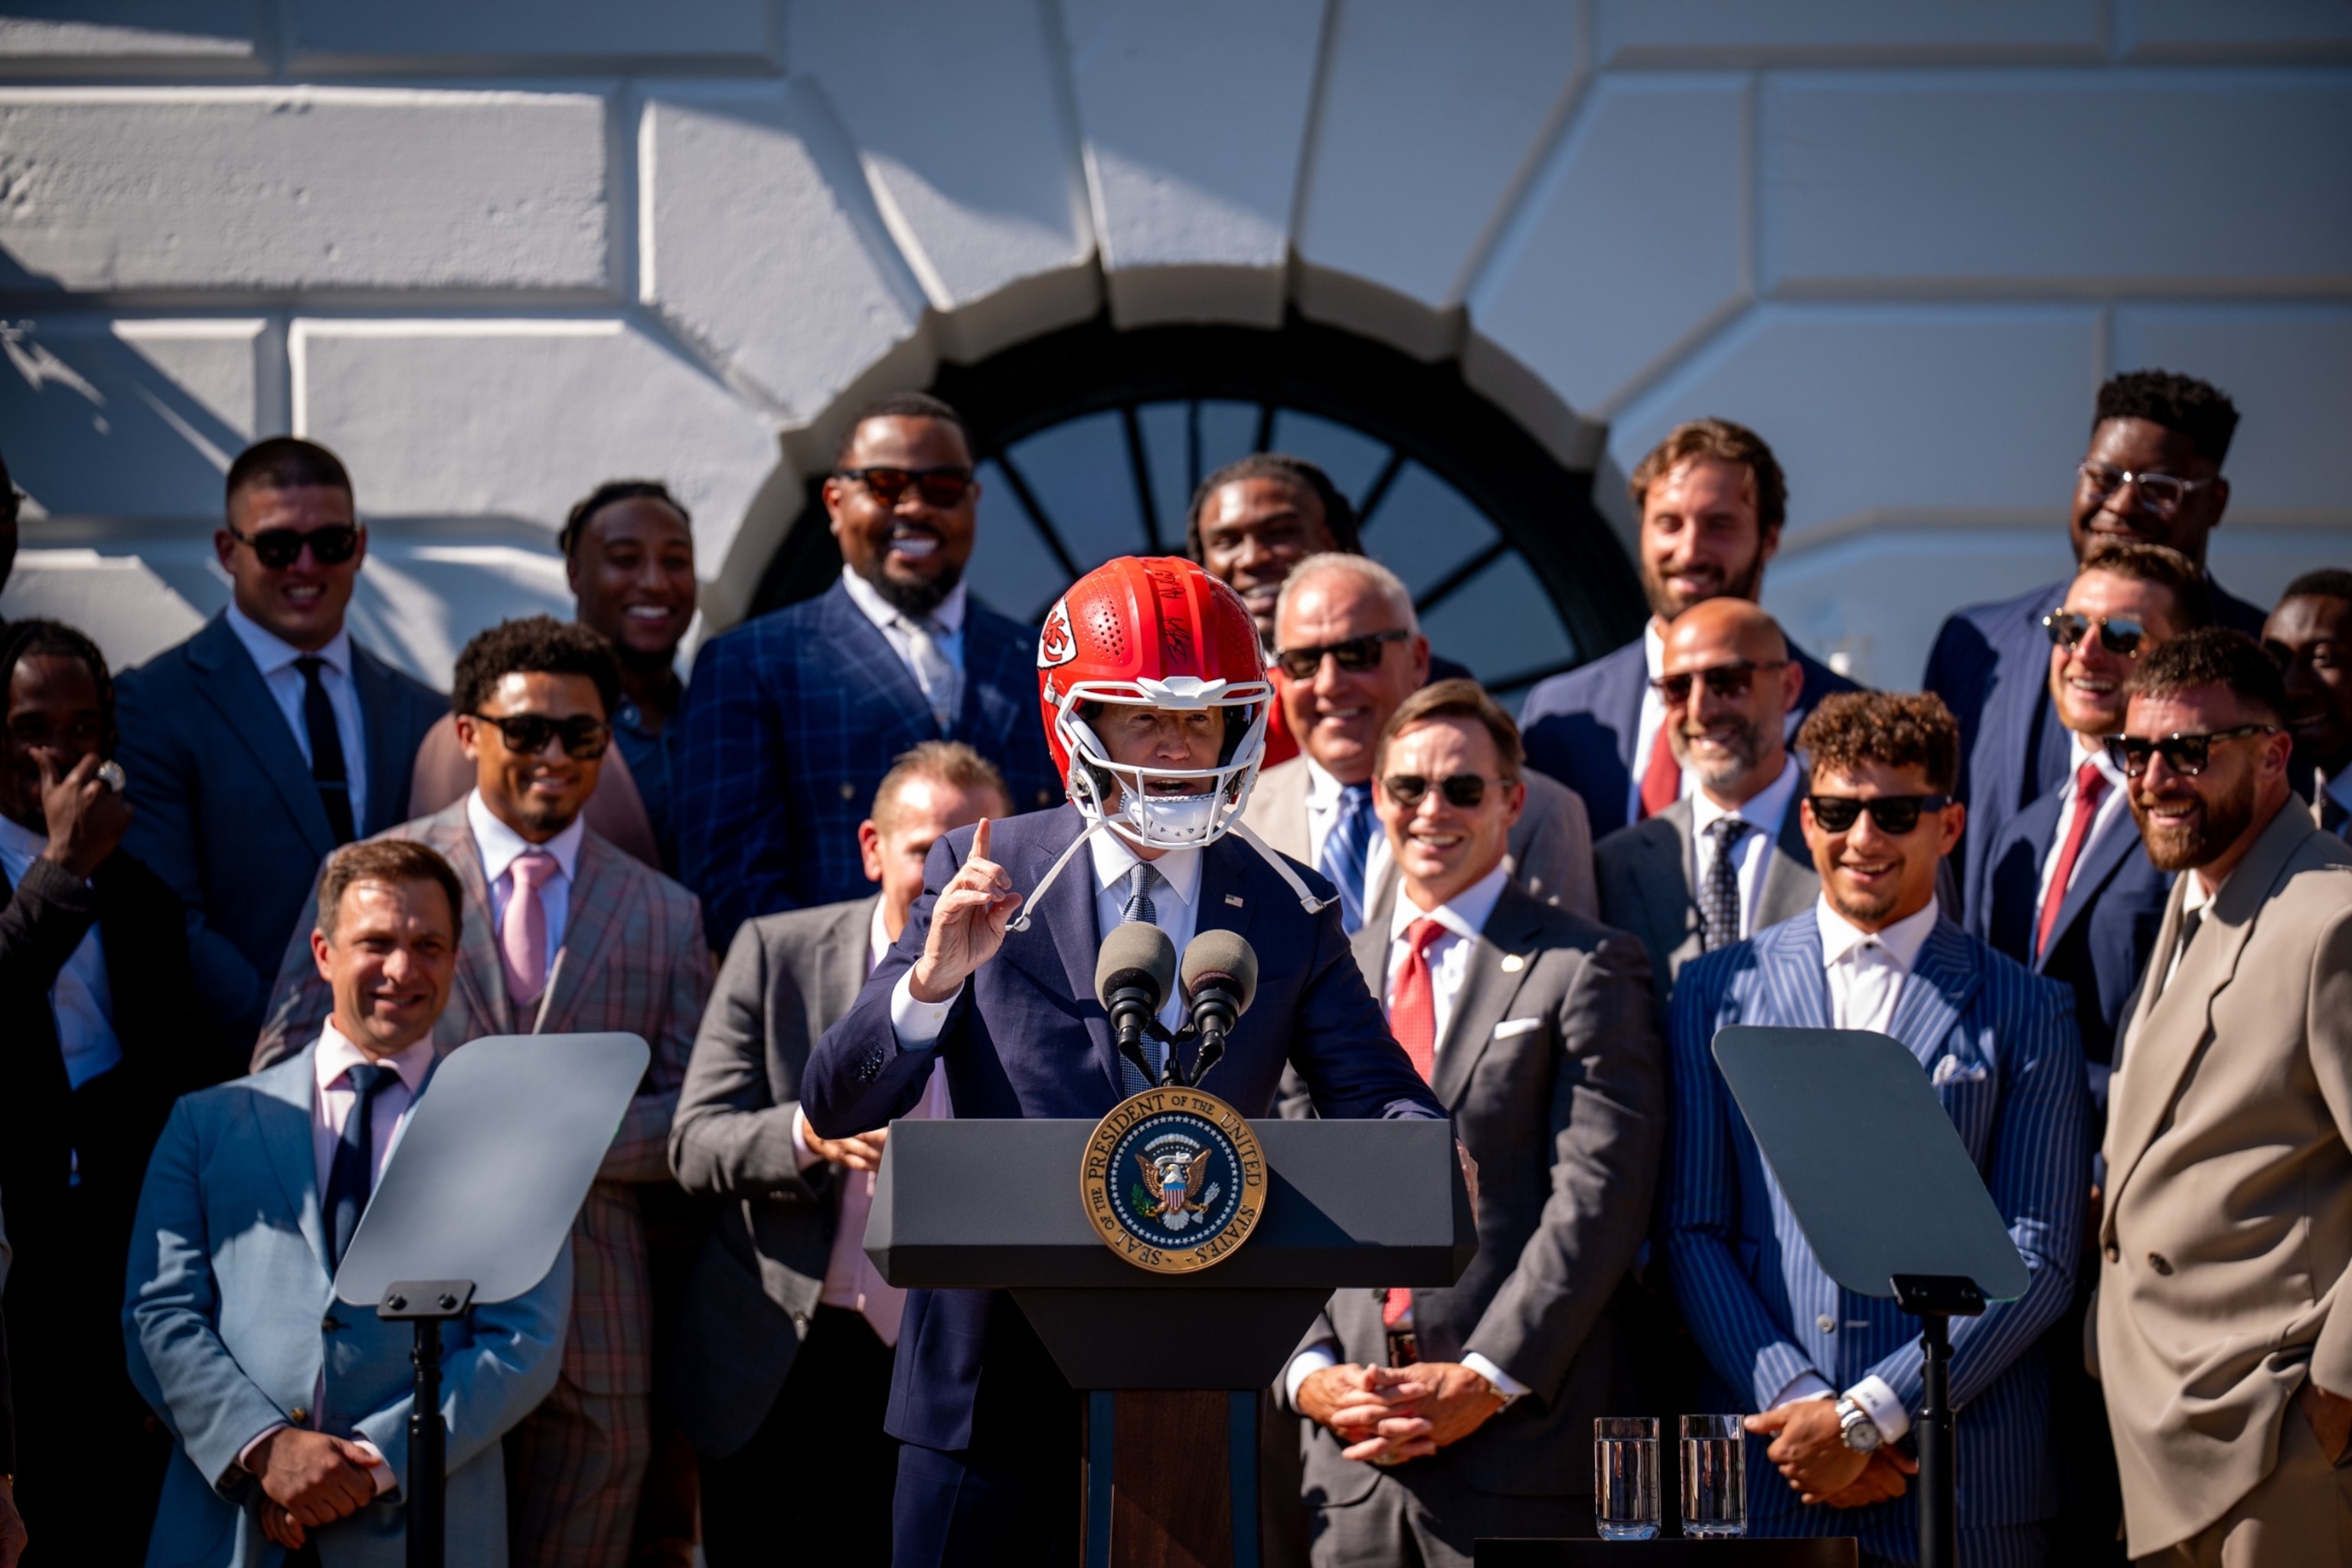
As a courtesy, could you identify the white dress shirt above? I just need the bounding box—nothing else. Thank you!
[1303,756,1393,912]
[2033,734,2132,919]
[0,812,124,1093]
[225,603,369,831]
[468,789,584,976]
[1689,757,1800,942]
[839,565,968,723]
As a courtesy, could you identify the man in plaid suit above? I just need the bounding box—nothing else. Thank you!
[672,392,1063,949]
[254,616,712,1568]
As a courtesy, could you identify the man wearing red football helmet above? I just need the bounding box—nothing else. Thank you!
[806,556,1443,1566]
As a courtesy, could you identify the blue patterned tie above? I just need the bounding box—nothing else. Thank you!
[1319,782,1378,933]
[325,1062,396,1269]
[1117,864,1165,1096]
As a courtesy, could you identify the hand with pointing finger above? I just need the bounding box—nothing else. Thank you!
[907,818,1022,1004]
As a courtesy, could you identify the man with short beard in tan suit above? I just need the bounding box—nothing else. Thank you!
[2099,628,2352,1565]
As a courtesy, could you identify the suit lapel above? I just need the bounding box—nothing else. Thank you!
[1755,792,1819,930]
[187,616,338,857]
[349,644,414,834]
[1886,920,1978,1071]
[2039,811,2141,966]
[958,611,1029,752]
[1187,838,1263,1080]
[1755,916,1832,1032]
[535,832,631,1033]
[998,809,1123,1096]
[1646,803,1704,958]
[247,1050,332,1270]
[426,808,514,1040]
[1991,604,2058,820]
[1431,890,1544,1109]
[825,583,946,752]
[827,895,884,1020]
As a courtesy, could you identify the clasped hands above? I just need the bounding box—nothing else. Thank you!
[249,1427,382,1550]
[1745,1398,1917,1510]
[1298,1362,1508,1467]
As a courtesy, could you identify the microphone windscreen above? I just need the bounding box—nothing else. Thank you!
[1096,920,1178,1011]
[1180,930,1259,1016]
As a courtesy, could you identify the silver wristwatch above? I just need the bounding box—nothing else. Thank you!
[1834,1393,1883,1454]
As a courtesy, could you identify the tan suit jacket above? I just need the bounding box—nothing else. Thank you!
[1241,756,1598,923]
[2098,802,2352,1556]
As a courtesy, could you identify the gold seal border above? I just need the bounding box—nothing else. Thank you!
[1080,1087,1266,1275]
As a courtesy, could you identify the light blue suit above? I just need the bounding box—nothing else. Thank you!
[1663,912,2086,1566]
[124,1047,571,1568]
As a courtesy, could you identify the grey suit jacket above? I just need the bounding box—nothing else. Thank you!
[1288,884,1664,1503]
[665,894,878,1459]
[1242,756,1599,923]
[1592,789,1818,1012]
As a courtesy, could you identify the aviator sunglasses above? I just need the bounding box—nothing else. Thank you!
[835,466,975,508]
[2043,611,2148,658]
[1382,773,1508,810]
[2102,725,2276,779]
[466,712,613,760]
[227,523,361,570]
[1805,793,1952,835]
[1272,629,1412,681]
[1648,658,1788,705]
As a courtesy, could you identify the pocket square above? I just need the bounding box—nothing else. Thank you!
[1931,1054,1988,1087]
[1491,1018,1544,1040]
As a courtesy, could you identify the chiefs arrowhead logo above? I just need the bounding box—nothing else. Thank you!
[1038,596,1076,669]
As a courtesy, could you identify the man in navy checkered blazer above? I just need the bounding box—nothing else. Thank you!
[674,394,1063,949]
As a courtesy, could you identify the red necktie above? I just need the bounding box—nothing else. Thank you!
[1387,917,1447,1083]
[1638,718,1681,820]
[2036,760,2108,959]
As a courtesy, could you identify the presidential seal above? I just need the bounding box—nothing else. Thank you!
[1080,1087,1266,1273]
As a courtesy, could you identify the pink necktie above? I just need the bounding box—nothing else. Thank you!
[501,850,558,1007]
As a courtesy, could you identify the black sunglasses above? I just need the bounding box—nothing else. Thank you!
[1272,629,1411,681]
[1382,773,1508,810]
[467,711,612,760]
[227,523,361,570]
[835,466,975,508]
[2043,611,2147,658]
[2102,724,2275,779]
[1805,793,1952,835]
[1648,658,1788,705]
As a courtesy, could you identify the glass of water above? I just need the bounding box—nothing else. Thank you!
[1681,1414,1748,1537]
[1594,1416,1661,1540]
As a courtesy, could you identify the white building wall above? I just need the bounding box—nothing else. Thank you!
[2,0,2347,687]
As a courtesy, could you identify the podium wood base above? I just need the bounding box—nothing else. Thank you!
[1083,1390,1259,1568]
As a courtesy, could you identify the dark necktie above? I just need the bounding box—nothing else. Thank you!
[1319,782,1378,933]
[2161,906,2204,999]
[1117,864,1164,1096]
[1701,818,1752,951]
[325,1062,396,1269]
[295,655,358,844]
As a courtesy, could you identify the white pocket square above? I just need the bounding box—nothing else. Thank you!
[1931,1055,1988,1087]
[1491,1018,1544,1040]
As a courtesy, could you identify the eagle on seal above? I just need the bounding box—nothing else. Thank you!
[1135,1148,1214,1227]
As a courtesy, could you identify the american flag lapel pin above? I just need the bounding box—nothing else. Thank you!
[1225,893,1245,907]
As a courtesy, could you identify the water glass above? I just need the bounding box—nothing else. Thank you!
[1593,1416,1661,1540]
[1680,1414,1747,1538]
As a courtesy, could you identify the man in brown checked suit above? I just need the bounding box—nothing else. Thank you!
[254,616,712,1568]
[2098,628,2352,1566]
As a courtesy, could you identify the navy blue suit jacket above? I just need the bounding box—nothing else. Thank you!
[1926,573,2264,923]
[1973,789,2171,1093]
[113,613,443,1044]
[673,580,1063,949]
[803,805,1445,1452]
[1521,635,1860,839]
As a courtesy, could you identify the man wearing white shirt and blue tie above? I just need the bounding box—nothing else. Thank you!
[1280,679,1663,1565]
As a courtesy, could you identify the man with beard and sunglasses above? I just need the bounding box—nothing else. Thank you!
[1520,418,1858,841]
[2095,629,2352,1567]
[674,393,1061,950]
[114,437,444,1057]
[1665,691,2086,1566]
[251,616,713,1568]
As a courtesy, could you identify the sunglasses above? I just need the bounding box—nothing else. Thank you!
[2077,460,2218,517]
[1272,629,1411,681]
[227,524,361,570]
[1805,793,1952,835]
[467,711,612,760]
[1382,773,1508,810]
[2043,611,2147,658]
[1648,658,1788,705]
[2102,724,2275,779]
[835,466,975,508]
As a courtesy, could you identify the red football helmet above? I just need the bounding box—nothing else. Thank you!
[1037,555,1272,850]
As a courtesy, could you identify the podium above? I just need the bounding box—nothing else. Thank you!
[867,1112,1478,1567]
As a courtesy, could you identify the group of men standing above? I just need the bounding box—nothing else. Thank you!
[0,361,2348,1568]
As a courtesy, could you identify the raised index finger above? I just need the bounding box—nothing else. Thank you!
[971,816,992,863]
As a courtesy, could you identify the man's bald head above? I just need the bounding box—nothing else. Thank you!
[1658,599,1802,808]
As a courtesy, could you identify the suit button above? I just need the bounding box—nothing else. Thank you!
[2147,1253,2173,1276]
[840,782,858,800]
[1817,1315,1836,1334]
[2103,1243,2120,1264]
[322,1314,341,1332]
[289,1406,309,1425]
[793,1312,810,1330]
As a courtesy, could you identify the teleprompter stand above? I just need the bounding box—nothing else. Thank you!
[333,1034,650,1568]
[1710,1027,2028,1568]
[867,1114,1478,1568]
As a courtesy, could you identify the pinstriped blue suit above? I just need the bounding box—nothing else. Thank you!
[1663,910,2088,1565]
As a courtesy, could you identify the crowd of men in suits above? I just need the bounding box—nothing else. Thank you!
[0,364,2349,1568]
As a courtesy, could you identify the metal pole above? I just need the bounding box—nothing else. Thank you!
[408,1315,445,1568]
[1917,1313,1954,1568]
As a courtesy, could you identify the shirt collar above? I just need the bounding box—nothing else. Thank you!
[2184,867,2221,913]
[868,897,893,975]
[1086,827,1201,910]
[466,789,585,886]
[315,1020,435,1098]
[1691,754,1799,840]
[1392,861,1508,945]
[227,602,352,680]
[1302,755,1369,809]
[1815,893,1939,973]
[1643,619,1665,678]
[2070,729,2128,793]
[839,564,967,635]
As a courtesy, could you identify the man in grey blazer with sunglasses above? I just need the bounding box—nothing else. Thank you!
[1279,680,1662,1565]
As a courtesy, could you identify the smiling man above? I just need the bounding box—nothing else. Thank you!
[1665,691,2085,1566]
[2262,568,2352,835]
[252,616,712,1568]
[674,393,1062,949]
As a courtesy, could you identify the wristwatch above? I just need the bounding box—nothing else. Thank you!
[1834,1394,1883,1454]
